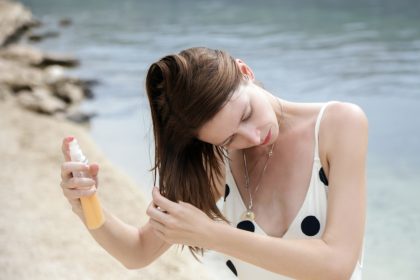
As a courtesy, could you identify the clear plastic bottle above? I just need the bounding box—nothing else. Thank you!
[69,139,105,229]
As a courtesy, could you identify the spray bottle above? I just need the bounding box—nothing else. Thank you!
[69,138,105,229]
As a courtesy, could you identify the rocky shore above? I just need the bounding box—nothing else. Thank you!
[0,0,94,123]
[0,1,213,279]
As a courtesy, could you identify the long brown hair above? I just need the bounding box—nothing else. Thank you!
[145,47,242,257]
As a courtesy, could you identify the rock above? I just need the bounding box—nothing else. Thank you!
[58,18,72,27]
[0,84,12,101]
[53,80,85,104]
[0,44,43,65]
[16,87,66,114]
[72,78,97,99]
[44,65,65,84]
[0,1,37,46]
[0,58,45,88]
[0,53,92,114]
[0,44,79,68]
[50,77,97,99]
[0,1,94,124]
[39,52,79,68]
[15,90,40,111]
[27,30,59,42]
[0,55,93,103]
[65,109,96,123]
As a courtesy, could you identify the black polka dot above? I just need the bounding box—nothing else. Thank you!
[226,260,238,276]
[237,220,255,232]
[224,184,230,201]
[301,215,321,236]
[319,167,329,186]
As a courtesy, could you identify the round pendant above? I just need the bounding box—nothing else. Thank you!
[241,210,255,221]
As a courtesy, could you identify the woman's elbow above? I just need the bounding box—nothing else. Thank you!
[317,243,357,280]
[326,257,357,280]
[123,258,155,270]
[124,261,147,270]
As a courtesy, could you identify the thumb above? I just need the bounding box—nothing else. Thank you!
[89,163,100,179]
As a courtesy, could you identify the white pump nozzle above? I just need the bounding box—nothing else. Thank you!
[69,139,87,164]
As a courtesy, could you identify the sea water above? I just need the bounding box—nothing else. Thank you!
[25,0,420,278]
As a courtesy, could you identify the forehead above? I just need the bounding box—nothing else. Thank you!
[197,86,247,144]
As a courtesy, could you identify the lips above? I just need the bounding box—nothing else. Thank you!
[261,128,272,145]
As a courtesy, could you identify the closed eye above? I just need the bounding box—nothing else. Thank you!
[223,106,252,147]
[242,105,252,121]
[219,104,253,148]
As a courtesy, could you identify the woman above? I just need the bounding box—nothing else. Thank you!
[60,47,367,279]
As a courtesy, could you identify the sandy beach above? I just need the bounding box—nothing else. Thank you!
[0,99,213,279]
[0,1,214,278]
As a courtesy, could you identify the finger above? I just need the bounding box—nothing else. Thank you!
[69,199,81,209]
[61,162,90,180]
[152,187,178,213]
[62,186,96,200]
[62,136,75,162]
[88,163,99,179]
[178,201,196,211]
[146,201,169,224]
[61,177,96,190]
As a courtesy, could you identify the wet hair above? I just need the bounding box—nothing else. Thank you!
[145,47,242,257]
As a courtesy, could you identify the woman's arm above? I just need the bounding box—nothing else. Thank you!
[148,102,368,280]
[85,209,171,269]
[60,137,171,269]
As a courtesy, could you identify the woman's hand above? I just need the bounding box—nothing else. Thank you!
[146,187,217,249]
[60,136,99,217]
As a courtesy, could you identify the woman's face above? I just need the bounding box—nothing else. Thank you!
[197,82,279,150]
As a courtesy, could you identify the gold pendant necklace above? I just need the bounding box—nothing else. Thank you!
[241,143,275,221]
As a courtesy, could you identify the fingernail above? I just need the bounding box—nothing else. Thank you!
[66,136,74,142]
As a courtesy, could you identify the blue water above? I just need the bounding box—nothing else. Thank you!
[22,0,420,278]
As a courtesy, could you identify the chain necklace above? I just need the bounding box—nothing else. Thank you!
[241,142,275,221]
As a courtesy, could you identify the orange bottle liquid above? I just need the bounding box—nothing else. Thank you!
[69,139,105,229]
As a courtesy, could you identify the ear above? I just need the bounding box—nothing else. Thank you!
[235,59,255,81]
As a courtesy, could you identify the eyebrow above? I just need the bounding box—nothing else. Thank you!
[217,104,248,146]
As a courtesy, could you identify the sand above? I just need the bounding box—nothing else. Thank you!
[0,99,213,279]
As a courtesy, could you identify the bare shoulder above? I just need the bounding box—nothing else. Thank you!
[323,101,368,130]
[319,101,369,166]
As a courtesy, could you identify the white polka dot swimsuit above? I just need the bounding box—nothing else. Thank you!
[219,102,364,279]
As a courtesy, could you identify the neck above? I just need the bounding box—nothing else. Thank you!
[243,142,275,160]
[257,87,284,120]
[242,144,275,178]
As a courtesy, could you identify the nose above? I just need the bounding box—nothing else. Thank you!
[238,124,261,146]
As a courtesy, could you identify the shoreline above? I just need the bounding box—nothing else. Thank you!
[0,2,213,277]
[0,99,214,279]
